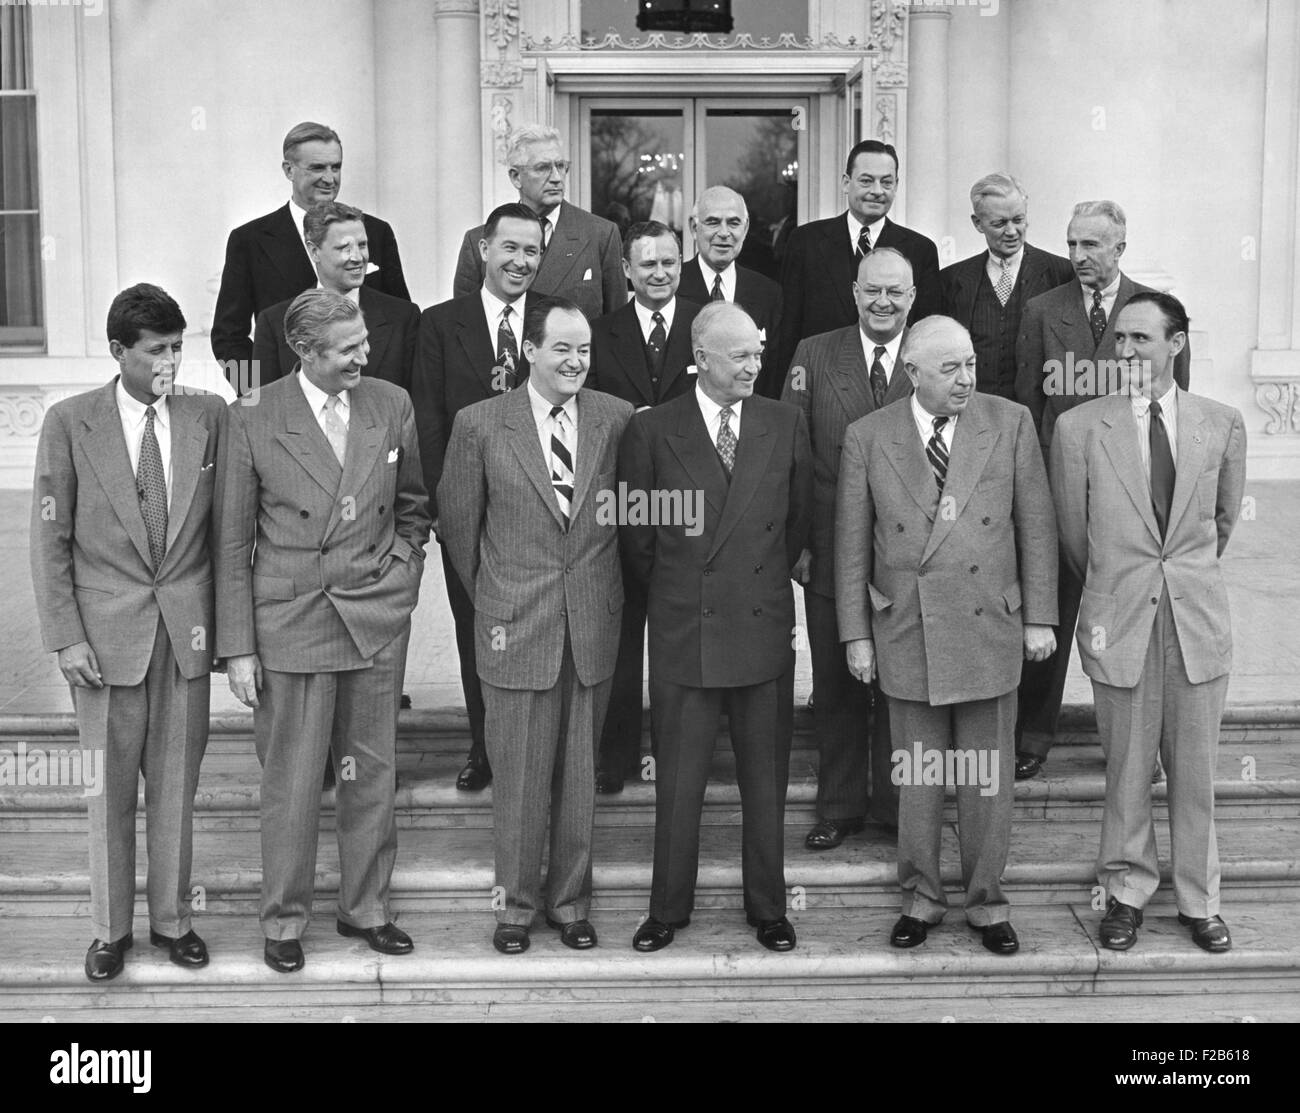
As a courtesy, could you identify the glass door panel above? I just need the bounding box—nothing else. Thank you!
[582,100,693,239]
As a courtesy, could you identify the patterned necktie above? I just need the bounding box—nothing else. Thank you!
[926,415,949,493]
[497,305,519,389]
[855,225,872,264]
[994,257,1014,307]
[539,216,551,253]
[324,394,347,466]
[1149,399,1175,539]
[1089,289,1107,345]
[870,345,888,409]
[138,406,168,571]
[717,405,737,475]
[549,405,574,524]
[711,273,725,302]
[646,311,667,390]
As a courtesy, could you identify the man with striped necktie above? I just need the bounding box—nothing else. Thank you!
[438,296,634,955]
[834,315,1058,955]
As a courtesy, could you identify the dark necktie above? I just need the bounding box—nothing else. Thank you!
[1089,289,1107,345]
[710,273,725,302]
[717,405,737,475]
[646,311,667,391]
[1149,399,1175,539]
[855,225,872,264]
[138,406,168,571]
[496,305,519,388]
[870,345,888,409]
[926,415,949,493]
[549,405,573,524]
[539,216,551,252]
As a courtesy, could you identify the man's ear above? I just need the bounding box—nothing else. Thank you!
[970,212,983,233]
[1169,330,1187,358]
[109,339,125,365]
[282,160,294,182]
[1115,239,1127,259]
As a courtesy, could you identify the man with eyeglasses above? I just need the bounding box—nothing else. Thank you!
[774,139,941,385]
[453,124,625,322]
[781,248,916,848]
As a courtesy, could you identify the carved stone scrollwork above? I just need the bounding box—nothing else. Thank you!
[0,394,48,437]
[522,32,865,52]
[874,95,897,145]
[1255,381,1300,435]
[870,0,908,52]
[490,94,514,164]
[481,61,523,86]
[483,0,520,51]
[874,60,908,88]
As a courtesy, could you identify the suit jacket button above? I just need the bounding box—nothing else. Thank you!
[766,522,774,531]
[378,505,386,515]
[754,564,763,573]
[373,569,382,579]
[703,608,713,617]
[368,544,376,553]
[1151,596,1159,604]
[974,607,983,616]
[969,564,978,573]
[752,607,762,616]
[982,516,990,525]
[300,509,310,519]
[321,545,330,555]
[896,523,904,532]
[323,584,331,592]
[918,567,927,577]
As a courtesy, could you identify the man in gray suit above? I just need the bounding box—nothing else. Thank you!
[439,296,633,955]
[1052,292,1246,954]
[836,316,1058,955]
[217,288,430,973]
[453,124,625,320]
[31,284,226,981]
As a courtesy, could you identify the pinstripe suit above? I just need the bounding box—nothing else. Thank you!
[215,372,430,940]
[31,380,227,943]
[438,385,633,925]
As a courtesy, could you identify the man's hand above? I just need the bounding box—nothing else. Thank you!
[58,641,103,689]
[1023,623,1056,662]
[228,653,263,709]
[845,638,876,684]
[792,548,813,584]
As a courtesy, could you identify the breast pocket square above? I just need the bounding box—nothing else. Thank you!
[200,462,215,471]
[387,448,400,463]
[758,328,766,342]
[582,268,593,281]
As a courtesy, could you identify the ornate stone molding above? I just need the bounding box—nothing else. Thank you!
[0,394,51,437]
[874,95,897,145]
[481,60,523,86]
[489,94,514,164]
[483,0,520,51]
[873,60,908,88]
[1255,381,1300,435]
[522,32,869,52]
[870,0,908,52]
[433,0,480,16]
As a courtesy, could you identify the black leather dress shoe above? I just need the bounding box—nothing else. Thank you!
[632,915,689,952]
[264,938,304,973]
[1014,752,1044,780]
[748,915,796,952]
[973,921,1019,955]
[337,920,413,955]
[1179,913,1231,953]
[546,917,597,949]
[493,924,530,954]
[890,915,929,948]
[1099,897,1143,950]
[595,770,625,794]
[150,929,208,968]
[804,816,865,851]
[85,935,133,982]
[456,758,492,792]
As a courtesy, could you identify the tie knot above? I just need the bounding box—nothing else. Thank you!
[326,394,341,412]
[933,416,948,434]
[873,346,887,360]
[550,404,565,421]
[652,311,664,325]
[501,305,511,321]
[719,405,733,422]
[1149,399,1162,418]
[144,405,156,426]
[1093,289,1103,306]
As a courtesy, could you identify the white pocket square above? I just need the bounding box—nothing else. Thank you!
[686,364,698,376]
[758,328,767,342]
[200,462,215,471]
[387,448,399,463]
[582,268,593,281]
[366,262,380,275]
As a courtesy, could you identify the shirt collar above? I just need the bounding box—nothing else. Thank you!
[634,297,676,336]
[481,284,525,323]
[288,199,310,245]
[989,246,1024,271]
[848,210,886,248]
[297,369,349,415]
[316,281,361,305]
[696,256,736,292]
[532,202,561,235]
[861,327,906,366]
[115,378,170,429]
[1133,380,1178,417]
[527,379,577,426]
[911,392,956,431]
[695,382,742,426]
[1085,271,1123,300]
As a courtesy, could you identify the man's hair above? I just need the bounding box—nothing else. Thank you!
[845,139,899,177]
[690,185,749,225]
[1123,291,1190,338]
[855,246,914,284]
[1071,199,1127,239]
[970,172,1027,212]
[303,201,365,248]
[483,202,544,242]
[900,314,970,372]
[523,295,585,348]
[622,220,679,262]
[691,301,756,353]
[282,121,341,161]
[284,288,362,356]
[504,124,563,168]
[106,284,186,348]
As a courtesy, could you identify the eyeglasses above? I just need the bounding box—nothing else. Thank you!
[519,160,571,176]
[856,285,912,301]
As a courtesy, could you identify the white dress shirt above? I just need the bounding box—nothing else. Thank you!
[289,198,313,262]
[859,328,906,388]
[695,383,743,447]
[316,282,360,304]
[298,370,350,438]
[634,297,677,344]
[847,211,887,255]
[481,286,526,355]
[696,257,737,302]
[1082,271,1122,324]
[1132,381,1178,479]
[911,393,957,454]
[985,246,1024,289]
[116,381,172,506]
[527,379,578,471]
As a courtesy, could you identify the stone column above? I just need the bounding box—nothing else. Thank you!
[903,5,950,242]
[433,0,483,299]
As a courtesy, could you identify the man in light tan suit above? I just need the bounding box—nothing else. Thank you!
[438,296,634,955]
[216,288,430,973]
[835,315,1058,955]
[1052,292,1247,954]
[31,284,226,981]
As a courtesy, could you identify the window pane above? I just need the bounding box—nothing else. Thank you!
[590,109,686,233]
[0,96,40,210]
[0,214,44,336]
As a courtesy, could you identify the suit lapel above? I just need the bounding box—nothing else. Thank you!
[921,398,997,564]
[951,256,981,324]
[611,304,657,408]
[667,397,729,520]
[658,303,695,399]
[359,287,393,373]
[454,296,504,397]
[1017,245,1049,301]
[882,401,938,520]
[324,383,385,542]
[824,215,856,322]
[569,392,606,520]
[505,387,567,530]
[260,204,315,289]
[709,401,776,562]
[275,373,344,497]
[1051,280,1095,358]
[827,328,874,421]
[82,382,155,572]
[1167,391,1208,538]
[1100,274,1138,358]
[162,397,210,557]
[538,202,584,291]
[1099,397,1161,545]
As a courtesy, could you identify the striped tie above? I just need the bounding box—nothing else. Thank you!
[549,405,574,523]
[926,415,949,493]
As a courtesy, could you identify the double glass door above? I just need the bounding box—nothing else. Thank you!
[578,97,809,281]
